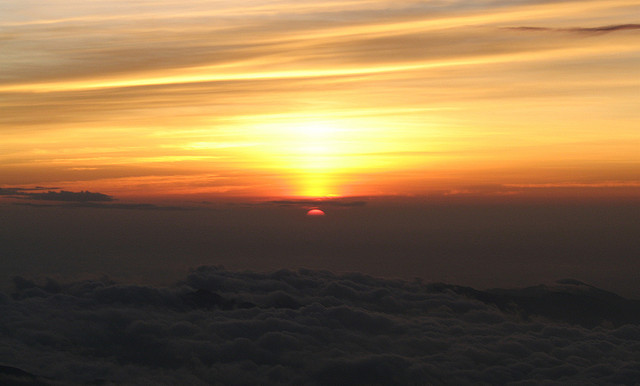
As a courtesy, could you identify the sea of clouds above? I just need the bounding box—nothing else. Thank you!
[1,266,639,385]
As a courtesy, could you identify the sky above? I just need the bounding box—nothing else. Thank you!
[1,0,639,200]
[0,0,639,295]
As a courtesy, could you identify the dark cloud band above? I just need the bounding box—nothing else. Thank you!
[505,24,640,33]
[0,187,113,202]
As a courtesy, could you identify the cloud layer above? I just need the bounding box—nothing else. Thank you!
[1,267,639,385]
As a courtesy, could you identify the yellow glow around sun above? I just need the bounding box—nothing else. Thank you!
[233,110,457,197]
[249,117,396,197]
[299,173,335,197]
[278,120,347,197]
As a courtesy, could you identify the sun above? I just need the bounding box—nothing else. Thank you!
[306,208,326,216]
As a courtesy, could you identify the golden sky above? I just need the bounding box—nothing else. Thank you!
[1,0,639,199]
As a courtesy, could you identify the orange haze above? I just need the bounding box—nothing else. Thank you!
[1,0,638,201]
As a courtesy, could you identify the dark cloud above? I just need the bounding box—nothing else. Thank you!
[0,188,22,196]
[1,267,639,385]
[0,187,113,202]
[2,187,195,210]
[506,24,640,34]
[70,202,190,210]
[267,198,367,207]
[575,24,640,33]
[0,186,59,196]
[12,202,190,211]
[439,183,640,201]
[25,190,113,202]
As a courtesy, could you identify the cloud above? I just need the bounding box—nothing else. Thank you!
[0,186,59,195]
[267,198,367,207]
[25,190,113,202]
[13,202,191,211]
[0,187,113,202]
[0,188,22,196]
[505,24,640,34]
[1,267,639,385]
[438,182,640,201]
[2,187,198,210]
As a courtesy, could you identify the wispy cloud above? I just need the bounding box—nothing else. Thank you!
[505,23,640,33]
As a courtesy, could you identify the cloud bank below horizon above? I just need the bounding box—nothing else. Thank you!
[1,267,639,385]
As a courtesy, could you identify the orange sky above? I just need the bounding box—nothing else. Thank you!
[1,0,639,200]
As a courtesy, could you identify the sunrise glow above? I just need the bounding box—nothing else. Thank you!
[1,3,640,382]
[1,0,638,201]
